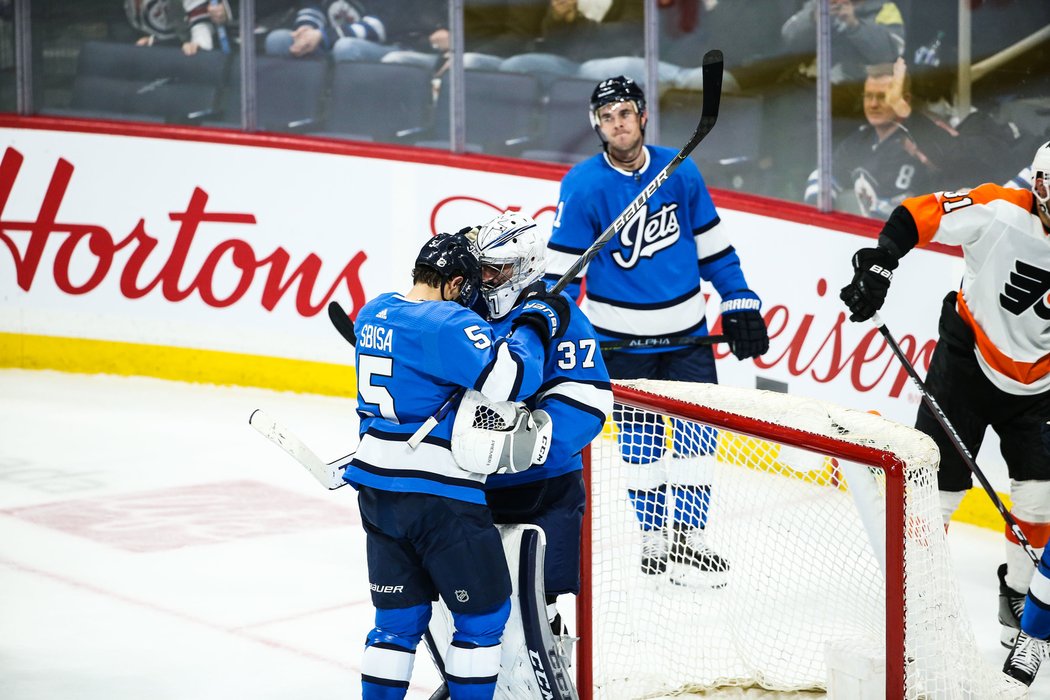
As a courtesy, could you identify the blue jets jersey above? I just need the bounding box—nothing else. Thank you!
[545,146,756,352]
[345,293,546,504]
[485,291,614,488]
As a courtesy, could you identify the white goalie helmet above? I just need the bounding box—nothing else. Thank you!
[473,211,547,320]
[1031,140,1050,217]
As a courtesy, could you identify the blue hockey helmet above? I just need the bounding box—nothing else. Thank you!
[589,75,647,145]
[414,232,482,307]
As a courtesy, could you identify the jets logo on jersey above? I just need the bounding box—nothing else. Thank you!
[611,202,681,269]
[1000,260,1050,320]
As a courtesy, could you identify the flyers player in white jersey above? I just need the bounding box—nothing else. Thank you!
[841,140,1050,651]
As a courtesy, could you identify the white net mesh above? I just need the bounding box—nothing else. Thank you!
[583,380,1023,699]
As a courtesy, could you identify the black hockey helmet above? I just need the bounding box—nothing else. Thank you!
[414,232,482,307]
[589,75,647,145]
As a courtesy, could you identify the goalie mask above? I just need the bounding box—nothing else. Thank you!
[1032,140,1050,219]
[414,232,482,308]
[473,211,546,320]
[589,75,647,147]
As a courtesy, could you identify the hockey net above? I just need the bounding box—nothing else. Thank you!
[577,379,1023,699]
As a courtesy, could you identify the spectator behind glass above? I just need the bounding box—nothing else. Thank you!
[409,0,611,81]
[127,0,231,55]
[577,0,743,94]
[781,0,904,86]
[805,61,936,218]
[264,1,419,60]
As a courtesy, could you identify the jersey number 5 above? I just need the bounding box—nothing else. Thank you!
[358,354,397,421]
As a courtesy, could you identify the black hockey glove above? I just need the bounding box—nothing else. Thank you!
[839,247,899,322]
[722,309,769,360]
[512,290,571,344]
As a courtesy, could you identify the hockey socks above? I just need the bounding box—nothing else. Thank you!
[361,606,429,700]
[628,484,711,530]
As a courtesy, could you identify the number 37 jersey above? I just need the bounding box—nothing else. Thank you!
[346,292,545,503]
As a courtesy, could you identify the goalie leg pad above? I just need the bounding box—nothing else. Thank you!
[502,525,579,700]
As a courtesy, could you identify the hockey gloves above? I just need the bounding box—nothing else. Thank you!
[720,294,769,360]
[512,291,571,344]
[840,246,899,322]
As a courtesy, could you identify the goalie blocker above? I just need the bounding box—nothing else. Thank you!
[426,524,577,700]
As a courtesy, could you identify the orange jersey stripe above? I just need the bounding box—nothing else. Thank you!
[956,292,1050,386]
[903,184,1033,247]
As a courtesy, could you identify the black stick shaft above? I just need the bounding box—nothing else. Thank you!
[872,313,1039,565]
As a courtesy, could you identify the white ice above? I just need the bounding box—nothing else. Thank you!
[0,370,1045,699]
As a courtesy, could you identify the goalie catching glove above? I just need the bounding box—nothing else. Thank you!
[451,390,553,476]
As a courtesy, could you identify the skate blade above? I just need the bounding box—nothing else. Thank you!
[668,562,728,589]
[1000,624,1019,649]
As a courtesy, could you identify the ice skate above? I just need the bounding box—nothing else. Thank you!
[668,524,729,588]
[640,530,669,575]
[999,563,1026,648]
[1003,631,1049,686]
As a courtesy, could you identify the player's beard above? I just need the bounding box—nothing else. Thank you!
[607,131,645,169]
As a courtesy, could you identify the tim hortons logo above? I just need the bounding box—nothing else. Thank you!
[0,147,367,317]
[611,202,681,269]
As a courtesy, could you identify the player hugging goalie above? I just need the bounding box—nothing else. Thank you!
[343,213,612,700]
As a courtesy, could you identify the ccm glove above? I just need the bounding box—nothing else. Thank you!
[512,291,571,343]
[839,246,899,322]
[720,294,769,360]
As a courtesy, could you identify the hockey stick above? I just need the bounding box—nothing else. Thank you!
[600,334,728,350]
[248,409,348,490]
[405,49,726,449]
[328,300,357,347]
[871,313,1039,565]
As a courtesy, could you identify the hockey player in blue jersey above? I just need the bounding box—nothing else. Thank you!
[467,210,613,642]
[544,75,770,584]
[343,231,570,700]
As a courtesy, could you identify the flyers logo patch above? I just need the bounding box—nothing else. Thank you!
[1000,260,1050,320]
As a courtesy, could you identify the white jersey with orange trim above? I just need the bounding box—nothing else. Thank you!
[902,183,1050,395]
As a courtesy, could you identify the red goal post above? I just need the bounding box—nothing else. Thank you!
[576,379,1022,699]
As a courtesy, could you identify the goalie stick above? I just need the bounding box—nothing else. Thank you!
[872,312,1039,566]
[406,49,726,449]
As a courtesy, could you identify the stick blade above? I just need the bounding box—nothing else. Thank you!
[699,49,724,127]
[249,409,345,490]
